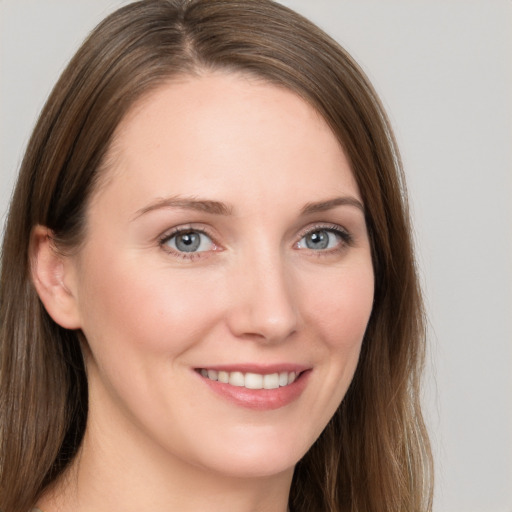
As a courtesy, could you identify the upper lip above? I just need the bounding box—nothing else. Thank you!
[195,363,310,374]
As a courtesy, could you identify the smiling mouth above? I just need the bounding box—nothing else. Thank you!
[197,369,301,390]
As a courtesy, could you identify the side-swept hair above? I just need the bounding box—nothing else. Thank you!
[0,1,433,510]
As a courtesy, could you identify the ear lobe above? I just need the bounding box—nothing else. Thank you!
[30,226,82,330]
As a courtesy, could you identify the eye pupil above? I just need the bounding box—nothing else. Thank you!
[306,230,329,250]
[175,232,201,252]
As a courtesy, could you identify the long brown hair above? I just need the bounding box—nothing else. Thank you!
[0,1,433,510]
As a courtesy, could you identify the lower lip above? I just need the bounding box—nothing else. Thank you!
[197,370,311,411]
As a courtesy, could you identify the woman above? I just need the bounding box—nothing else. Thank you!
[0,1,433,511]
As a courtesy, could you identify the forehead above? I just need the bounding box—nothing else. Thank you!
[92,72,359,214]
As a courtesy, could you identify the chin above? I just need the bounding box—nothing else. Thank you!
[202,455,297,480]
[188,432,311,480]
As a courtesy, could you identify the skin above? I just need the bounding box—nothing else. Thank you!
[34,72,374,512]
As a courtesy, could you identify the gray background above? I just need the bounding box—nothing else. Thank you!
[1,1,511,510]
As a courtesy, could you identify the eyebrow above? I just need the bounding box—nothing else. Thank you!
[134,196,233,219]
[134,194,364,220]
[300,196,365,215]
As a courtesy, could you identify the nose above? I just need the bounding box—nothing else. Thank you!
[225,249,299,344]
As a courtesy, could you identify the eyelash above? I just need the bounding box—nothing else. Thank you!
[296,224,353,254]
[158,226,219,260]
[158,223,353,260]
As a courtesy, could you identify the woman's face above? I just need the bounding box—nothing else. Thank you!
[68,72,374,479]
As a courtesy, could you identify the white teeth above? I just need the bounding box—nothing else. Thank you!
[245,372,263,389]
[218,370,229,383]
[199,369,301,389]
[229,371,245,387]
[263,373,279,389]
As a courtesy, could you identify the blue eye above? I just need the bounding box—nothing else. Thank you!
[163,230,214,253]
[297,229,346,250]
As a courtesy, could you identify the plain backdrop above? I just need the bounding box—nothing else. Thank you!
[1,1,511,511]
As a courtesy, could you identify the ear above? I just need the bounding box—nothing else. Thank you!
[30,226,82,330]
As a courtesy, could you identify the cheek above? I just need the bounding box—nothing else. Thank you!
[76,253,223,357]
[307,263,374,352]
[290,261,374,441]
